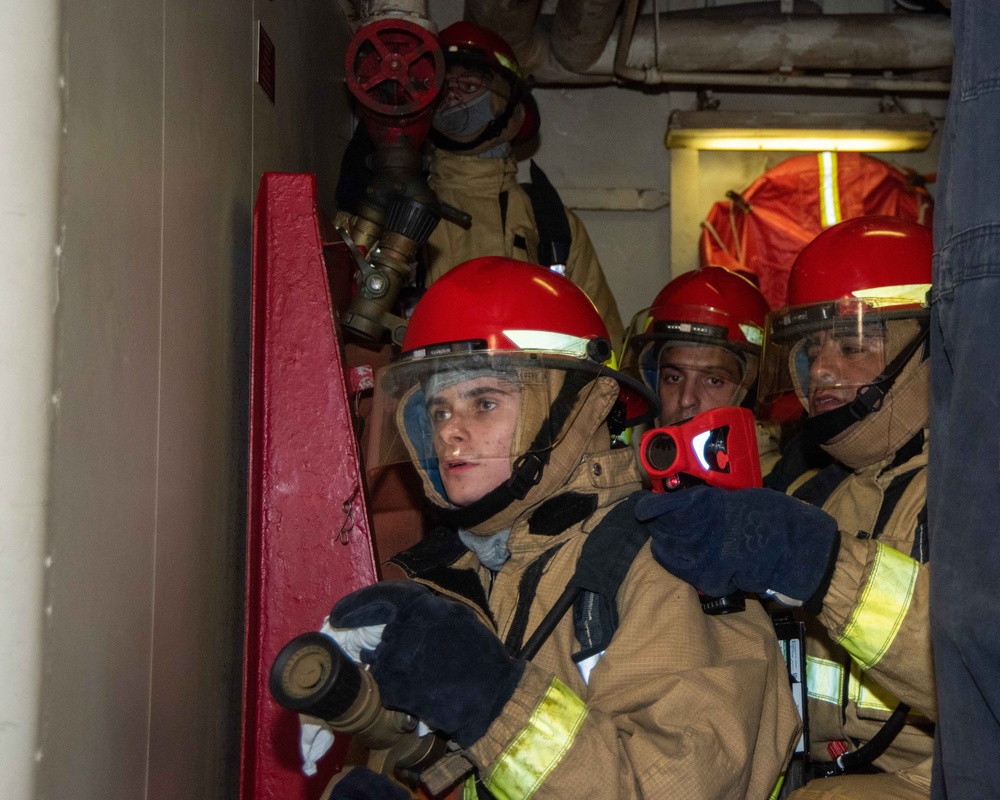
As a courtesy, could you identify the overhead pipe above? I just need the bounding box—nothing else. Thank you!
[614,4,951,92]
[619,11,952,73]
[464,0,547,70]
[550,0,623,73]
[350,0,435,31]
[466,0,952,92]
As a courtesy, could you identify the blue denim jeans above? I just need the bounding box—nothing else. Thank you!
[930,2,1000,797]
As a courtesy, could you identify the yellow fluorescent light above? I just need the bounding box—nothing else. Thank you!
[666,111,936,153]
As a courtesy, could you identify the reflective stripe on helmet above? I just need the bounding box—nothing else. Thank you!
[838,542,919,670]
[738,321,764,346]
[482,677,588,800]
[851,283,932,309]
[504,329,618,369]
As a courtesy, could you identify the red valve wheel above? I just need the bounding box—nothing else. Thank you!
[345,19,444,117]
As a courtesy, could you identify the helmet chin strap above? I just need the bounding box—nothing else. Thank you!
[802,321,929,449]
[439,369,590,531]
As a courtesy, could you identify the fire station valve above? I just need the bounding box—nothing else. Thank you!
[339,17,444,345]
[269,631,447,793]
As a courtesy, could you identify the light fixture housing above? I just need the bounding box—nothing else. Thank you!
[666,110,936,152]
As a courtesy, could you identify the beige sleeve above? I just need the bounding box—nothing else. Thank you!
[817,534,936,719]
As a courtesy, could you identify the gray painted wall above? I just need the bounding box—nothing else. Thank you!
[37,2,350,797]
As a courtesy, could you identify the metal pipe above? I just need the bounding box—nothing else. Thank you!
[621,13,953,74]
[615,69,950,93]
[469,0,951,93]
[353,0,434,31]
[465,0,546,70]
[551,0,624,73]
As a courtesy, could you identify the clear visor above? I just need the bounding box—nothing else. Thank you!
[760,298,901,408]
[367,349,604,501]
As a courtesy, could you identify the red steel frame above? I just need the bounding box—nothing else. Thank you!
[240,173,379,800]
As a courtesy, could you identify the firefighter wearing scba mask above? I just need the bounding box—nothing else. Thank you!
[324,257,799,799]
[621,265,781,471]
[424,22,624,349]
[638,216,935,799]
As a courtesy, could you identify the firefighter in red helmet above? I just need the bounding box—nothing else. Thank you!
[625,266,770,425]
[622,266,782,471]
[639,217,936,799]
[423,22,624,349]
[322,257,799,799]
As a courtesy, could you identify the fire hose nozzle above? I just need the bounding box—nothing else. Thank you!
[269,632,448,779]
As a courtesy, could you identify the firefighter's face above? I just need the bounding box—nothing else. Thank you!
[428,376,522,506]
[657,345,745,425]
[439,65,490,111]
[803,327,886,417]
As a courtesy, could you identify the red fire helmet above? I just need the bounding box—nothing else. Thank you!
[439,21,523,79]
[787,215,932,308]
[400,256,656,426]
[641,266,770,351]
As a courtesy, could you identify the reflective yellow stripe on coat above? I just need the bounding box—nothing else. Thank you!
[807,656,899,714]
[482,677,588,800]
[838,543,919,670]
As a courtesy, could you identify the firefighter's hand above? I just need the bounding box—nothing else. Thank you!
[635,486,841,611]
[360,591,525,749]
[329,580,432,630]
[329,767,410,800]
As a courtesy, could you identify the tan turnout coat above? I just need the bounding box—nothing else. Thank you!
[391,446,800,799]
[424,149,625,350]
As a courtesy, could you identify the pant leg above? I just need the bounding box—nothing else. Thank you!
[930,5,1000,795]
[789,772,928,800]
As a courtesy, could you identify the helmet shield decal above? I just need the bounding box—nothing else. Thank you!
[367,350,605,507]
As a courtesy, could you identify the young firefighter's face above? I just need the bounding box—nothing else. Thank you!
[657,345,745,425]
[428,376,522,507]
[439,65,490,111]
[803,327,886,417]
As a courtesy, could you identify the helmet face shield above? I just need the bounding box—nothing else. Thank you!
[760,298,925,411]
[368,349,605,506]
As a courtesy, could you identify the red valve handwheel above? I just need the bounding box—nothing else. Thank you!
[345,19,444,117]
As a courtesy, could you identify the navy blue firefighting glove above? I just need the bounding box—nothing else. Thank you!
[635,486,841,612]
[330,582,526,748]
[329,767,410,800]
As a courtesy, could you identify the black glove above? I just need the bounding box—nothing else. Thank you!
[329,580,432,628]
[635,486,841,612]
[331,583,525,748]
[329,767,410,800]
